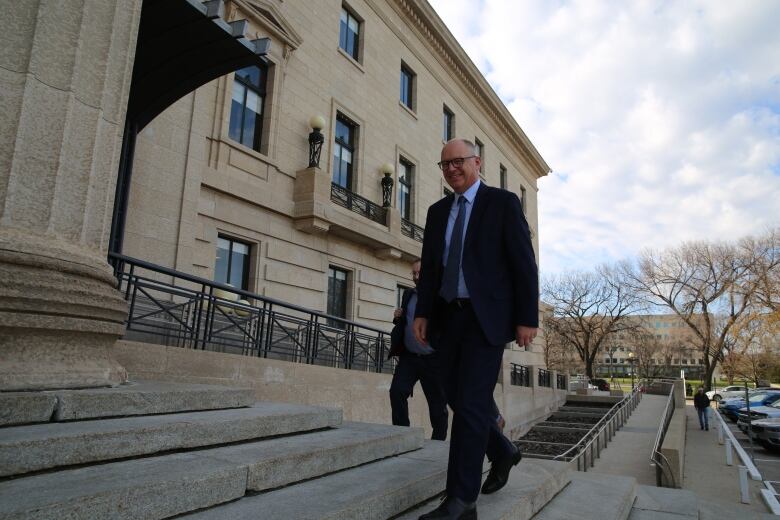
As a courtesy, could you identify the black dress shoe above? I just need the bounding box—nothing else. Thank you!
[481,447,522,494]
[418,496,477,519]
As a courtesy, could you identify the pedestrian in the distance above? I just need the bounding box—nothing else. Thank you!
[694,387,711,431]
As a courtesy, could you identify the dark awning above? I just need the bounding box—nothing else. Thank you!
[127,0,270,130]
[110,0,270,255]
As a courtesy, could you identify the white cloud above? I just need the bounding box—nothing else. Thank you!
[429,0,780,274]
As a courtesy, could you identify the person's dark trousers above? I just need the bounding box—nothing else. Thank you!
[438,300,515,503]
[696,407,709,430]
[389,352,449,441]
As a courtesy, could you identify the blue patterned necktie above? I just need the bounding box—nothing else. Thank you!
[440,196,466,302]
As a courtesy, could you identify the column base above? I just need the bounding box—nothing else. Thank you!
[0,230,129,391]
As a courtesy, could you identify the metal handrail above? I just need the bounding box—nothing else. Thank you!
[108,253,394,374]
[538,368,552,388]
[510,363,530,387]
[650,383,677,487]
[331,183,387,225]
[401,218,424,242]
[713,407,762,481]
[553,382,644,471]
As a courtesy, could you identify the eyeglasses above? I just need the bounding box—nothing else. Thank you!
[437,155,476,171]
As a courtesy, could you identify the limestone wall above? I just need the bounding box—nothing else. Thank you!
[115,340,567,439]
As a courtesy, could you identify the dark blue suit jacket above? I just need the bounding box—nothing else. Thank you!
[414,183,538,346]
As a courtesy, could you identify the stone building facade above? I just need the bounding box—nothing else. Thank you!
[123,0,550,331]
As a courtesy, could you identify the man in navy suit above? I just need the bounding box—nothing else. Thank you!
[414,139,539,519]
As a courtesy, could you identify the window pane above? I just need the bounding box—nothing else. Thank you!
[246,89,262,115]
[229,251,247,289]
[228,84,246,143]
[215,239,230,284]
[327,267,348,328]
[241,108,256,148]
[339,18,348,51]
[335,119,351,144]
[348,15,359,33]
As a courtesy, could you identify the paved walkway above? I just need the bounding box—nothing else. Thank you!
[682,403,774,517]
[590,393,668,485]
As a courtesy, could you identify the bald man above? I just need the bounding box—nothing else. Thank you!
[414,139,539,520]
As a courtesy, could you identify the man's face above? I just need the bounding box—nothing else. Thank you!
[412,262,421,286]
[440,140,481,194]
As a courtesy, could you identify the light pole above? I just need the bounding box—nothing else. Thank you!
[628,351,635,390]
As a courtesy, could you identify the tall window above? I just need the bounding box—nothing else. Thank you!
[215,236,250,290]
[327,267,349,328]
[500,164,507,190]
[520,185,527,214]
[396,284,410,308]
[333,114,356,189]
[229,66,267,152]
[475,139,485,181]
[398,158,413,220]
[442,106,453,141]
[400,64,415,110]
[339,7,360,61]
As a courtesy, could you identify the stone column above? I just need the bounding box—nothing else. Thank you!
[0,1,142,390]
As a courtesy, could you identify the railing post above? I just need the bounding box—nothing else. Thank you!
[739,466,750,504]
[726,439,734,466]
[717,418,725,445]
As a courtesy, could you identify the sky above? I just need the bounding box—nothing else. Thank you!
[428,0,780,276]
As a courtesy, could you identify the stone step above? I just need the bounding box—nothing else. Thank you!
[49,380,256,421]
[0,380,257,427]
[0,402,342,477]
[0,422,424,520]
[396,458,571,520]
[182,440,450,520]
[533,472,636,520]
[628,485,698,519]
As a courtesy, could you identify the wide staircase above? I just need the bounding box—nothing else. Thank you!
[0,381,758,519]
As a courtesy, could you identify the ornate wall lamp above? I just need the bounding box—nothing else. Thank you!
[380,162,394,207]
[308,115,326,168]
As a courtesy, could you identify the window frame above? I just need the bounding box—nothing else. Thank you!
[214,235,252,291]
[397,157,414,221]
[333,113,357,190]
[327,266,350,328]
[442,106,454,142]
[520,185,527,215]
[339,5,361,62]
[400,62,416,111]
[499,164,507,190]
[475,138,485,181]
[228,65,269,153]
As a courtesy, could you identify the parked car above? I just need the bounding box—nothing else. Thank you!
[732,390,780,424]
[592,378,610,391]
[748,416,780,452]
[707,385,748,403]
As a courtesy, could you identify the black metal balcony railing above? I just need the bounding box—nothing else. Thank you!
[331,183,387,225]
[108,253,394,374]
[401,218,424,243]
[538,368,552,388]
[556,373,567,390]
[510,363,530,387]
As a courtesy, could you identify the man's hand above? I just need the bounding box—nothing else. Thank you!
[515,326,538,348]
[393,308,403,320]
[413,317,428,345]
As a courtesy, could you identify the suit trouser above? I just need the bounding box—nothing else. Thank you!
[389,352,449,440]
[438,301,515,502]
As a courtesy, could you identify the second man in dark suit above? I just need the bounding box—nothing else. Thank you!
[389,260,449,440]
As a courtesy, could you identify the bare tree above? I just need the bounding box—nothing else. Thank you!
[624,240,759,390]
[542,263,642,379]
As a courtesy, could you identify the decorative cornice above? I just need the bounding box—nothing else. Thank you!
[392,0,550,179]
[232,0,303,50]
